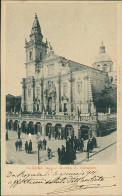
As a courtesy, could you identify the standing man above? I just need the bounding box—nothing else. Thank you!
[43,138,47,150]
[29,140,32,153]
[25,141,28,153]
[6,131,8,141]
[17,128,21,139]
[15,140,19,151]
[19,139,22,151]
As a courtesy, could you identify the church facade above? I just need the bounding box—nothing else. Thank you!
[21,14,113,116]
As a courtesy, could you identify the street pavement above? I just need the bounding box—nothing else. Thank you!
[84,142,117,165]
[6,130,117,165]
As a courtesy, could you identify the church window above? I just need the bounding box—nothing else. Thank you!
[48,64,54,75]
[103,64,107,72]
[28,88,31,97]
[29,51,33,60]
[63,83,68,93]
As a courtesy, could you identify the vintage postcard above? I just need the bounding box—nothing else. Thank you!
[1,1,122,195]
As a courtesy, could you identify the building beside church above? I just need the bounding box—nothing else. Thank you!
[21,14,113,116]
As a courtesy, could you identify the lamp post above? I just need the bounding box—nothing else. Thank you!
[36,132,41,165]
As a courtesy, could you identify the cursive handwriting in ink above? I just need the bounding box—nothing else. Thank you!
[47,183,116,194]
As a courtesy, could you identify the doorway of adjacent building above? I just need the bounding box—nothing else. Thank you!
[79,125,90,140]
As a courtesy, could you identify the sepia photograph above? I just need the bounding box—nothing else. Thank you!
[5,2,117,166]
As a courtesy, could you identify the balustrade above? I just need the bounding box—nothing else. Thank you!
[7,113,94,123]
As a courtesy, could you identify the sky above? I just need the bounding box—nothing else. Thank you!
[6,2,117,96]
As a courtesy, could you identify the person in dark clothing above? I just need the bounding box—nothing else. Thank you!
[58,131,61,139]
[66,140,70,152]
[48,132,51,140]
[28,140,32,153]
[92,136,97,148]
[17,130,21,139]
[60,152,66,165]
[38,140,42,150]
[71,135,74,149]
[43,138,47,150]
[87,139,93,152]
[79,138,84,152]
[87,139,90,152]
[89,139,93,151]
[15,140,19,151]
[19,139,22,151]
[61,145,65,154]
[47,148,52,159]
[74,136,77,150]
[57,148,62,163]
[70,149,76,164]
[6,131,8,141]
[25,141,28,153]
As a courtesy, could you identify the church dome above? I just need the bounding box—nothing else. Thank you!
[93,42,112,64]
[95,52,112,63]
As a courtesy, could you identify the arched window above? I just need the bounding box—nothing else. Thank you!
[103,64,107,72]
[29,51,32,60]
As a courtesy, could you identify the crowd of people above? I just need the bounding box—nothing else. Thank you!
[25,140,33,154]
[15,139,22,151]
[57,135,97,164]
[37,138,47,150]
[87,136,97,152]
[9,126,97,164]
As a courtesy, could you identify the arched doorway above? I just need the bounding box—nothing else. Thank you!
[35,122,42,134]
[13,120,18,131]
[46,123,52,136]
[28,121,35,135]
[21,121,27,133]
[65,124,74,139]
[55,124,62,138]
[79,125,90,140]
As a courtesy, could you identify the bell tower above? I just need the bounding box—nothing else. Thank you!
[25,13,48,77]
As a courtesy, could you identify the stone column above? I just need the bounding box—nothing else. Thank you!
[40,78,44,112]
[68,72,74,113]
[56,74,61,113]
[56,79,59,113]
[41,122,45,135]
[32,78,35,112]
[83,75,89,113]
[21,79,26,111]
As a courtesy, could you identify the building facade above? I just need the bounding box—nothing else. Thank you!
[21,14,110,116]
[6,14,117,139]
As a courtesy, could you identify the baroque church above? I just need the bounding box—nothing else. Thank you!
[21,14,115,115]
